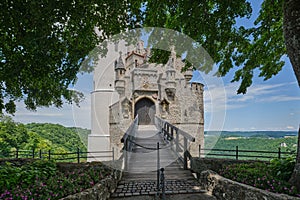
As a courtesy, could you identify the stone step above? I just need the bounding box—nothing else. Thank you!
[110,179,206,198]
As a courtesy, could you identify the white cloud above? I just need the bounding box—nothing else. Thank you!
[11,90,91,128]
[15,112,64,117]
[286,126,295,130]
[204,81,300,113]
[257,95,300,103]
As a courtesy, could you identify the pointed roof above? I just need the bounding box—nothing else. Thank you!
[115,52,125,69]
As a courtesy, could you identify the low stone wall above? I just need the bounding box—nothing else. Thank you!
[60,172,122,200]
[199,170,298,200]
[191,157,268,175]
[60,161,122,200]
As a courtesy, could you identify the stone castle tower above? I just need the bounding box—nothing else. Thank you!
[88,41,204,161]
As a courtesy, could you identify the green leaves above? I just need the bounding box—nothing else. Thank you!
[0,0,292,113]
[270,156,295,181]
[130,0,287,94]
[0,0,130,114]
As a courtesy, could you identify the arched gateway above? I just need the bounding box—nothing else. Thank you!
[134,98,156,125]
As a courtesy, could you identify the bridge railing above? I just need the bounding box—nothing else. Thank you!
[121,115,139,170]
[155,116,195,170]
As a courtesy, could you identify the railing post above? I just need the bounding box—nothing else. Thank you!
[157,142,160,193]
[236,146,238,160]
[32,148,35,159]
[48,150,51,160]
[176,129,179,152]
[169,127,173,150]
[184,137,188,170]
[16,148,18,158]
[77,147,80,163]
[199,145,201,158]
[278,147,281,159]
[124,139,128,171]
[39,149,42,159]
[161,168,166,200]
[112,147,115,161]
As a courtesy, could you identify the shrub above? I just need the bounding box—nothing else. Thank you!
[0,160,112,199]
[269,156,295,181]
[218,160,300,197]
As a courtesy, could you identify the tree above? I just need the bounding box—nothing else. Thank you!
[1,0,299,188]
[0,115,30,155]
[1,1,294,110]
[0,0,130,114]
[282,0,300,190]
[283,0,300,87]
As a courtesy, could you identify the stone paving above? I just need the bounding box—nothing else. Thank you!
[110,179,206,198]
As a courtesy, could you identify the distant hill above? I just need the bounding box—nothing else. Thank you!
[25,123,90,151]
[204,131,298,154]
[205,131,298,138]
[0,117,90,157]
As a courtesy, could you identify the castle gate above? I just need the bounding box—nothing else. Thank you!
[134,98,156,125]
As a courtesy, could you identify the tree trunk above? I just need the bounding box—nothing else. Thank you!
[283,0,300,190]
[289,127,300,190]
[283,0,300,87]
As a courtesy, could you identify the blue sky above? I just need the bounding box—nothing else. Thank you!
[12,0,300,131]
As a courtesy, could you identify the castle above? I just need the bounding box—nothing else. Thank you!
[88,41,204,161]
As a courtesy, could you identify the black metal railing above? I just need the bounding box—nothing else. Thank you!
[0,148,115,163]
[199,145,296,160]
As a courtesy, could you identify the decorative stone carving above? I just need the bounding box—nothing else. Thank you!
[121,98,132,119]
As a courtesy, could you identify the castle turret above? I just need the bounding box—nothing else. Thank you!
[184,68,193,86]
[191,80,204,93]
[115,52,126,95]
[165,46,177,98]
[165,66,176,98]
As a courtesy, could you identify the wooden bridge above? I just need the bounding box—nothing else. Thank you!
[110,116,215,199]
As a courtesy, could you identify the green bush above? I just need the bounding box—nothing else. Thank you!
[0,160,57,190]
[269,156,295,181]
[0,160,112,199]
[218,160,300,197]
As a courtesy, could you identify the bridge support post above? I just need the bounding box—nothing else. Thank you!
[184,137,188,170]
[176,129,179,152]
[160,168,166,200]
[157,142,160,194]
[124,139,128,171]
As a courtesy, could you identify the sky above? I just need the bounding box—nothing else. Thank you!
[11,1,300,131]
